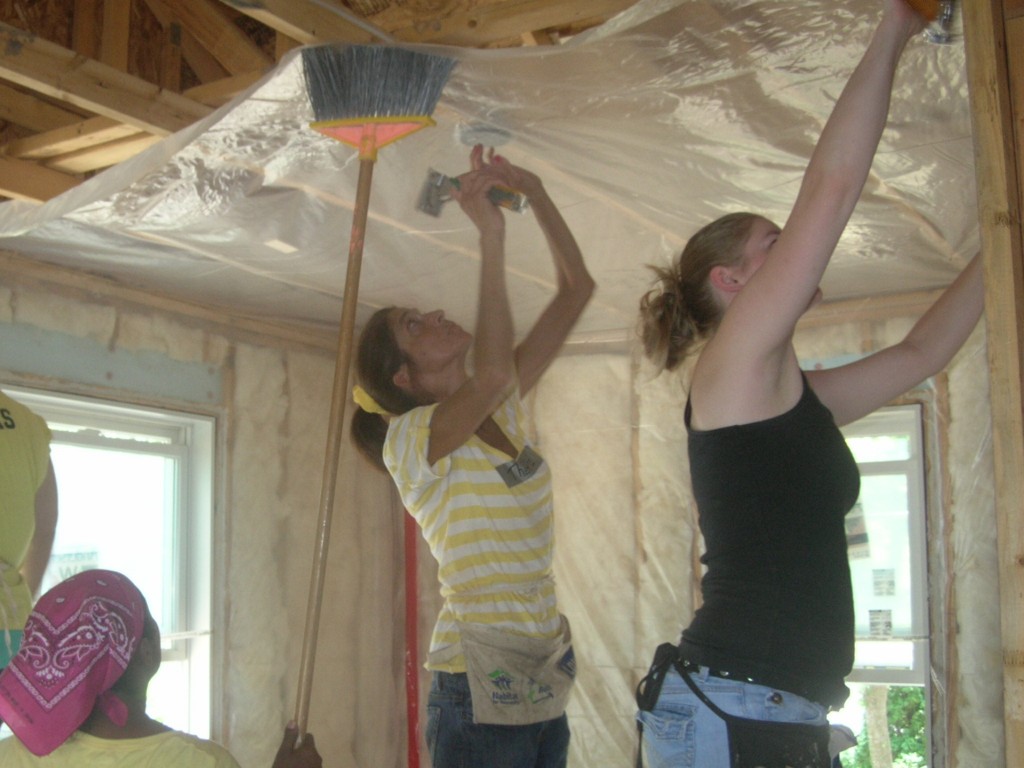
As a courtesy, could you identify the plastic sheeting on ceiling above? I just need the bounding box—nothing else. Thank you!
[0,0,975,343]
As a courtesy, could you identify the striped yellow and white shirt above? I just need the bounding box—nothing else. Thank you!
[384,390,560,673]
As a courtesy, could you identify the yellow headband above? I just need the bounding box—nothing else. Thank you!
[352,385,391,416]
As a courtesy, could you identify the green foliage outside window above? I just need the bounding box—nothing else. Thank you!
[843,686,927,768]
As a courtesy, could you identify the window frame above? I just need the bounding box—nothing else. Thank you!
[4,385,217,737]
[841,403,930,687]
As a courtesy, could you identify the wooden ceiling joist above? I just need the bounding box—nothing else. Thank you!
[0,0,641,205]
[218,0,386,46]
[364,0,641,46]
[0,21,210,136]
[100,0,132,70]
[4,116,142,160]
[45,133,163,174]
[0,82,84,132]
[162,0,274,76]
[0,155,80,202]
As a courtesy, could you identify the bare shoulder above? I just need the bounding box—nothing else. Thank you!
[690,350,803,430]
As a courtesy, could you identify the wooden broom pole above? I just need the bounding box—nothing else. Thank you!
[294,154,376,735]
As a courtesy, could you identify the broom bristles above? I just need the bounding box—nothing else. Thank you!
[302,45,456,123]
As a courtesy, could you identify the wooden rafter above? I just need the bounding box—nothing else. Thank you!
[101,0,132,70]
[361,0,641,46]
[217,0,387,45]
[0,0,641,204]
[0,82,84,132]
[0,22,210,136]
[0,155,80,202]
[5,117,142,161]
[162,0,273,76]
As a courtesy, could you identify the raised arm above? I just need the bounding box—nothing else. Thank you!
[425,146,518,462]
[808,252,985,426]
[708,1,926,373]
[500,161,596,393]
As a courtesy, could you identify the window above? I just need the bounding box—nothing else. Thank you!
[843,405,928,684]
[5,387,215,738]
[831,404,931,767]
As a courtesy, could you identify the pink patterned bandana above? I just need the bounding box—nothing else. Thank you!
[0,569,146,756]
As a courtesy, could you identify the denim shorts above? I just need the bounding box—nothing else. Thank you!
[636,665,830,768]
[426,671,570,768]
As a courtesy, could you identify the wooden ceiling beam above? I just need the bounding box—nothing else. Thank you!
[71,0,99,59]
[45,132,163,173]
[4,116,141,160]
[0,70,260,180]
[100,0,132,70]
[143,0,231,83]
[0,155,80,202]
[0,82,84,132]
[162,0,274,76]
[0,21,211,136]
[183,70,262,105]
[521,29,559,46]
[217,0,388,45]
[369,0,639,46]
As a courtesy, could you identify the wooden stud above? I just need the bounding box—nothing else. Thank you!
[963,0,1024,762]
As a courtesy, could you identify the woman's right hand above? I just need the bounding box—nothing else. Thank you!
[452,144,507,238]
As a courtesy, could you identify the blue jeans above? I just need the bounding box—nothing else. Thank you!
[636,666,830,768]
[426,671,570,768]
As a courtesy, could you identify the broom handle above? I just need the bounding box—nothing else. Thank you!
[904,0,939,21]
[294,154,376,736]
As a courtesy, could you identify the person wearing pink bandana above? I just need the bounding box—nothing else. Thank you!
[0,569,322,768]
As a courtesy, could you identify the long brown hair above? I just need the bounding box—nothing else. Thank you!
[639,212,760,372]
[351,307,423,471]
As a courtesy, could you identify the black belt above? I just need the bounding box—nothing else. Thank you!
[678,659,768,687]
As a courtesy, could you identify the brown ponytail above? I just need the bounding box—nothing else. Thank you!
[639,212,760,372]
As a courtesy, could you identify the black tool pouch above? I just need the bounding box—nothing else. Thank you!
[634,642,683,768]
[635,642,832,768]
[676,662,832,768]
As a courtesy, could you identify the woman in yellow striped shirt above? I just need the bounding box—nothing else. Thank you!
[351,144,594,768]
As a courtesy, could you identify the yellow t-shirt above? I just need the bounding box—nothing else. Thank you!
[0,391,52,633]
[0,730,241,767]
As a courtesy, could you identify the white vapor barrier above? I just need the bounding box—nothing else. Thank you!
[0,0,975,344]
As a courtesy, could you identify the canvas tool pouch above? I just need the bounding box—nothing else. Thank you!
[456,614,576,726]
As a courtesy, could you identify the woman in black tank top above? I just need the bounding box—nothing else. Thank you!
[635,2,984,766]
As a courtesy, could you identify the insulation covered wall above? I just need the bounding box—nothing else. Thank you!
[0,262,1001,767]
[0,263,404,767]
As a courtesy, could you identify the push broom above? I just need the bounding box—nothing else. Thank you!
[294,43,456,741]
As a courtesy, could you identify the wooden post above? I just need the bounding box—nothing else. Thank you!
[963,0,1024,763]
